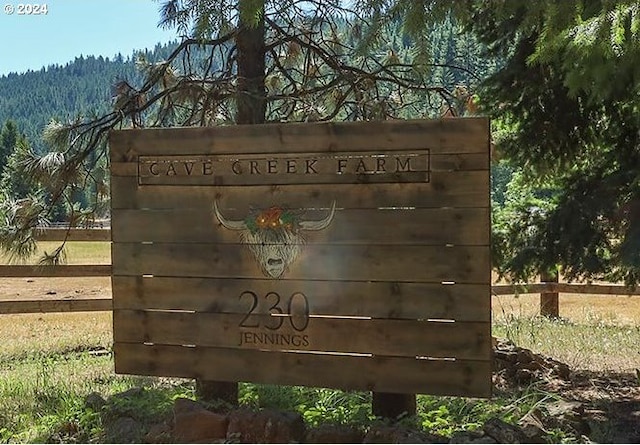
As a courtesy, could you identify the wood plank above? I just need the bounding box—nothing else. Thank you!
[110,153,489,179]
[112,276,490,322]
[113,310,489,360]
[491,283,549,295]
[492,282,640,296]
[0,298,112,314]
[555,282,640,295]
[0,265,112,277]
[112,207,489,245]
[137,151,432,186]
[439,118,490,151]
[111,243,490,283]
[113,343,492,397]
[34,228,111,242]
[110,170,490,210]
[109,118,490,161]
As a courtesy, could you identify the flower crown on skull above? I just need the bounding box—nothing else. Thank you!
[244,206,300,234]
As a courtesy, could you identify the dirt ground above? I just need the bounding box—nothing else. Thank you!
[0,277,111,301]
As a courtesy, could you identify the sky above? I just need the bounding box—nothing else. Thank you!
[0,0,179,76]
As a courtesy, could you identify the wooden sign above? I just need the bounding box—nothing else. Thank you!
[109,118,492,397]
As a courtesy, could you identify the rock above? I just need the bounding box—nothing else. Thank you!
[546,400,584,418]
[110,387,145,401]
[363,425,448,443]
[514,368,535,383]
[144,422,172,444]
[104,416,144,443]
[482,418,528,443]
[305,424,364,443]
[493,337,572,385]
[227,409,305,443]
[84,391,107,411]
[495,351,518,364]
[450,430,497,444]
[519,360,544,372]
[516,349,534,364]
[553,363,571,379]
[520,424,547,444]
[519,409,547,443]
[174,397,207,414]
[545,401,589,436]
[173,398,229,442]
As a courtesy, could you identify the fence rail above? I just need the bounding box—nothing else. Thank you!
[492,282,640,296]
[1,228,638,315]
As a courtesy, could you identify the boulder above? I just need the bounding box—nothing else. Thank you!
[363,425,448,444]
[84,391,107,411]
[144,422,172,444]
[545,400,589,436]
[305,424,365,443]
[482,418,528,444]
[227,409,305,443]
[104,416,144,444]
[449,430,497,444]
[173,398,229,442]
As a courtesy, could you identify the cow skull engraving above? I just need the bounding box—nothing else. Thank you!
[213,200,336,278]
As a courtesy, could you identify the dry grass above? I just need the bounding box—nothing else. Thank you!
[493,293,640,326]
[493,292,640,372]
[0,241,111,265]
[0,312,112,359]
[0,242,112,359]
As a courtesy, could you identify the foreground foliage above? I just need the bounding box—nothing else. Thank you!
[0,350,573,443]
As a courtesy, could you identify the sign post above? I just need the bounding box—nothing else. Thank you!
[109,118,492,404]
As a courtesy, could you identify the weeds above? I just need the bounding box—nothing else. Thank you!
[240,384,373,427]
[1,346,576,443]
[493,306,640,371]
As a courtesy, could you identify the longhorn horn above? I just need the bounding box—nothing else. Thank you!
[299,201,336,231]
[213,200,247,230]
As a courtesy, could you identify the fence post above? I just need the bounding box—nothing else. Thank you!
[540,268,559,318]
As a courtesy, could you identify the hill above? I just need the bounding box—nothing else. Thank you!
[0,41,179,151]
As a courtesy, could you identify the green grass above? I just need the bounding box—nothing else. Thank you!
[238,382,569,440]
[0,350,193,443]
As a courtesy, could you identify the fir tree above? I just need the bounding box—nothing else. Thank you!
[0,120,19,176]
[466,0,640,284]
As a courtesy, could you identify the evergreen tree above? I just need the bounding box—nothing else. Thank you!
[465,0,640,284]
[0,120,19,176]
[0,41,182,150]
[0,135,36,199]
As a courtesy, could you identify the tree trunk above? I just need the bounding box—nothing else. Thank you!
[197,0,266,406]
[235,7,266,125]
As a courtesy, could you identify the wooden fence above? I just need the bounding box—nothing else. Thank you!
[0,228,111,314]
[1,228,639,316]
